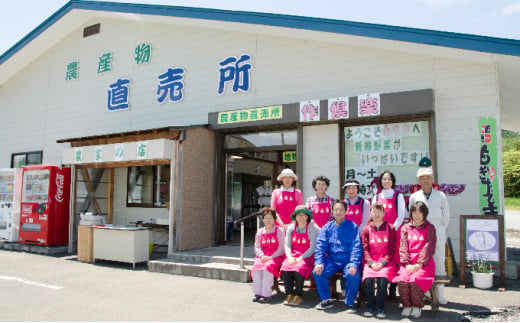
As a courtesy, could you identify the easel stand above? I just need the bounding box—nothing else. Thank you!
[459,215,505,291]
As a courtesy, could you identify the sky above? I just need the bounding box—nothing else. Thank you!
[1,0,520,56]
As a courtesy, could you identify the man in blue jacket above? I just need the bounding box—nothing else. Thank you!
[313,199,362,313]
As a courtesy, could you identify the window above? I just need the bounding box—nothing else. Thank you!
[126,165,170,207]
[83,23,100,37]
[11,151,43,168]
[225,130,297,149]
[344,121,430,199]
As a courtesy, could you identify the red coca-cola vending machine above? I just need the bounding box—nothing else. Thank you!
[19,165,71,246]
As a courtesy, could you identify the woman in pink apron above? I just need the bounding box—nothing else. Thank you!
[361,203,396,319]
[394,201,436,319]
[271,168,303,230]
[280,206,317,306]
[342,179,370,229]
[305,175,335,230]
[372,170,405,298]
[251,207,285,303]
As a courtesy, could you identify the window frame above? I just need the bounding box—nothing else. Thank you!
[339,115,435,199]
[126,165,170,208]
[11,150,43,168]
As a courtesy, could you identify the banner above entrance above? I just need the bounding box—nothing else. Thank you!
[61,139,176,165]
[208,89,433,130]
[217,105,282,125]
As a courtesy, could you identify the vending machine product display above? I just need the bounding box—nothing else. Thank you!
[19,165,71,246]
[0,168,23,242]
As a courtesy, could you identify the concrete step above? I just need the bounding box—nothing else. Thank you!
[148,258,252,282]
[0,241,68,255]
[167,252,255,266]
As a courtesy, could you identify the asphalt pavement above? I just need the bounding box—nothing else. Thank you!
[0,250,519,322]
[506,209,520,230]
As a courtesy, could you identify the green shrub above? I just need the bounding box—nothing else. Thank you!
[503,150,520,197]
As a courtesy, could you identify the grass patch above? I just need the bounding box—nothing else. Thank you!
[505,197,520,210]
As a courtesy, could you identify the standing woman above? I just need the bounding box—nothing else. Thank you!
[361,203,397,318]
[280,205,318,306]
[342,179,370,229]
[372,170,405,298]
[394,201,436,319]
[271,168,303,230]
[305,175,335,230]
[251,207,285,303]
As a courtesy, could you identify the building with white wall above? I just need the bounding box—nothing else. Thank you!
[0,1,519,261]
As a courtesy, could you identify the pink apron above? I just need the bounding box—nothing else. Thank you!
[378,192,401,262]
[251,228,284,277]
[276,190,298,226]
[362,222,396,281]
[311,197,332,228]
[280,223,315,279]
[378,192,398,226]
[346,198,364,227]
[393,223,435,292]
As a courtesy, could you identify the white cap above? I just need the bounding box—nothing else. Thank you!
[277,168,297,181]
[417,167,433,177]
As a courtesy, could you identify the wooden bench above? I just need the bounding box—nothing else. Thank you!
[425,275,452,313]
[332,273,452,312]
[275,272,452,313]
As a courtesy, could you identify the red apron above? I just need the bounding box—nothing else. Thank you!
[362,222,396,281]
[393,223,435,292]
[378,192,401,262]
[275,190,298,226]
[346,197,364,227]
[251,228,284,277]
[280,223,315,279]
[311,196,332,228]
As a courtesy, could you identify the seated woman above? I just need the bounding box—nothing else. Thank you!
[280,205,318,306]
[394,201,436,319]
[250,207,285,303]
[361,203,396,319]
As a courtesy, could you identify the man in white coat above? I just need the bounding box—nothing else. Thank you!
[408,157,450,305]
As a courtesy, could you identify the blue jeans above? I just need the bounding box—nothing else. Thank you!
[313,258,361,306]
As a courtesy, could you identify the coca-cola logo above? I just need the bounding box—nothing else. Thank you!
[55,174,64,203]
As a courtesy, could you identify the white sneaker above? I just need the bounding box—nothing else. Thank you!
[410,307,422,318]
[401,307,412,317]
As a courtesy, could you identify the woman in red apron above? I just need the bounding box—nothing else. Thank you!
[372,170,405,298]
[394,201,436,319]
[305,175,334,230]
[251,207,285,303]
[271,168,303,230]
[280,206,317,306]
[361,203,396,319]
[342,179,370,229]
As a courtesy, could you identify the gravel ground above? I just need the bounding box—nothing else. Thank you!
[462,306,520,322]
